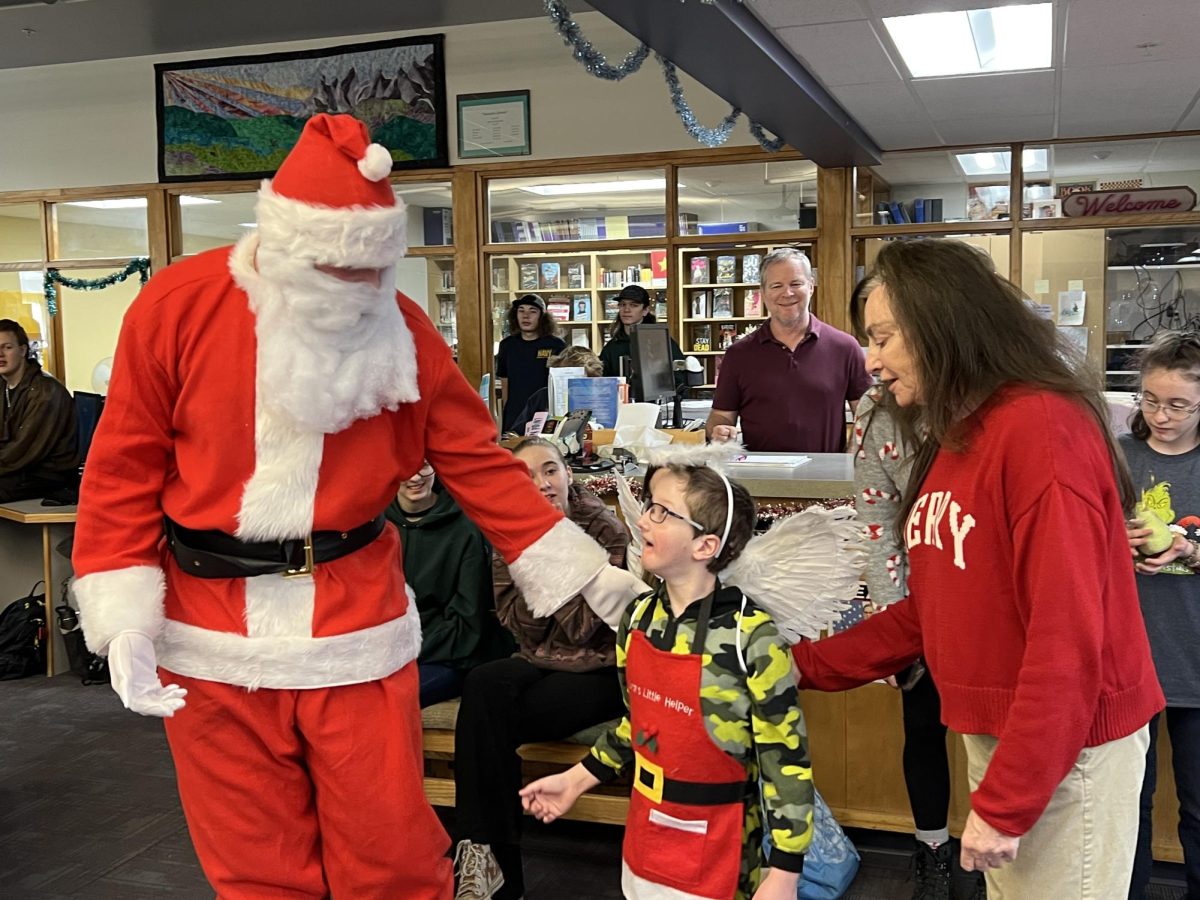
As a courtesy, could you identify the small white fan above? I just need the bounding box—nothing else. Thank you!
[91,357,113,394]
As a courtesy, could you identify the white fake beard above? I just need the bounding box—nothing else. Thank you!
[246,243,420,434]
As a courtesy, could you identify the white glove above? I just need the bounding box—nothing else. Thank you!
[107,631,188,717]
[581,565,651,630]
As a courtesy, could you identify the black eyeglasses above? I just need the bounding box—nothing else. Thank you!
[407,463,434,481]
[642,500,704,532]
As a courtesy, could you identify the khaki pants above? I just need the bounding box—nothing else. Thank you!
[963,726,1149,900]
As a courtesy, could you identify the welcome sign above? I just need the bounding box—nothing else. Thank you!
[1063,186,1197,217]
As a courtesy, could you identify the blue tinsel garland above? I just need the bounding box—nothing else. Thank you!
[542,0,784,152]
[44,257,150,316]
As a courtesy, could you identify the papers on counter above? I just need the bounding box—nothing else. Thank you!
[727,455,811,468]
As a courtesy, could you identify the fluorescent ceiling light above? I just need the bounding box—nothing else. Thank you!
[63,196,220,209]
[954,148,1048,176]
[884,3,1052,78]
[519,178,665,197]
[238,222,258,228]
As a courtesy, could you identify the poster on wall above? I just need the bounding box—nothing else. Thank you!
[154,35,448,182]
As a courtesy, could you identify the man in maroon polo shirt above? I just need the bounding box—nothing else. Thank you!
[707,248,872,452]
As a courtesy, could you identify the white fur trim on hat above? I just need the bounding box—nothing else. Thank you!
[507,517,609,617]
[255,180,407,269]
[357,143,394,182]
[73,565,167,654]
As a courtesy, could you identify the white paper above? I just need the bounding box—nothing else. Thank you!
[615,403,661,430]
[1067,279,1085,291]
[1057,325,1089,356]
[1058,290,1086,325]
[547,367,585,417]
[728,454,811,468]
[1033,279,1050,295]
[1031,303,1054,320]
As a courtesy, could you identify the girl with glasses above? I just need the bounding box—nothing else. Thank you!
[1122,331,1200,898]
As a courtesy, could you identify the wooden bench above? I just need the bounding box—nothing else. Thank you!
[420,699,630,826]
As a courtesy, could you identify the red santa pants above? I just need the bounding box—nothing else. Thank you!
[161,663,451,900]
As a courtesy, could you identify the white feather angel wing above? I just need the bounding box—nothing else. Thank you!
[614,470,645,581]
[721,505,866,643]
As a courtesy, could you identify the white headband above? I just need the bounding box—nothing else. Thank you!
[713,465,735,556]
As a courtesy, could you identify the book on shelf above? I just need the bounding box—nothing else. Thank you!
[567,262,585,289]
[440,269,455,290]
[742,289,762,317]
[691,291,709,319]
[540,262,561,290]
[713,355,723,385]
[603,295,620,318]
[639,266,653,284]
[573,295,592,321]
[547,299,571,322]
[650,250,667,287]
[654,300,668,321]
[422,208,453,246]
[719,322,737,349]
[741,254,761,285]
[492,266,509,291]
[691,324,712,352]
[712,288,733,318]
[519,263,539,291]
[697,221,764,235]
[570,327,590,348]
[690,256,710,285]
[715,256,737,284]
[438,299,456,325]
[913,198,926,224]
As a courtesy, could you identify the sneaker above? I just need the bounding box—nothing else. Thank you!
[453,840,504,900]
[910,840,953,900]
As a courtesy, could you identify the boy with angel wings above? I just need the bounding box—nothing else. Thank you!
[519,443,864,900]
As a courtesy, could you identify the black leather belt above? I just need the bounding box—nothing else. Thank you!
[165,514,387,580]
[633,752,748,806]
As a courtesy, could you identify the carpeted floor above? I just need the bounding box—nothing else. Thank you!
[0,675,1185,899]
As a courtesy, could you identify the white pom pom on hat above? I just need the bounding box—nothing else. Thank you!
[358,143,394,183]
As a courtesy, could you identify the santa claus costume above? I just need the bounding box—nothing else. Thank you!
[71,114,622,900]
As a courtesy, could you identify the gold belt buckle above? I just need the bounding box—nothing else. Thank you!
[283,534,316,579]
[633,751,664,805]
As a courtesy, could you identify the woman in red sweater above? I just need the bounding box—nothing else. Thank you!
[792,239,1163,898]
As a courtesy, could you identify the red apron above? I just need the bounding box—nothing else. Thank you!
[622,593,750,900]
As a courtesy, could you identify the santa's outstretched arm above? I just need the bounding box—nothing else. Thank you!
[420,343,647,628]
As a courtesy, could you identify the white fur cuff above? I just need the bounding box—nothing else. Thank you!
[508,518,609,618]
[73,565,167,655]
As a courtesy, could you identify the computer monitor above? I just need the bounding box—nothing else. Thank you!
[629,323,675,403]
[73,391,105,466]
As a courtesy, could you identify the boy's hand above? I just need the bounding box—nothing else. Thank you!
[752,867,799,900]
[519,763,599,824]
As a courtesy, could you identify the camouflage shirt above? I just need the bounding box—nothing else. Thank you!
[582,582,814,898]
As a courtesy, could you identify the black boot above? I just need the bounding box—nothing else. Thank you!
[910,840,953,900]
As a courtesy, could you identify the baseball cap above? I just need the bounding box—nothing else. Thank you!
[512,294,546,312]
[615,284,650,306]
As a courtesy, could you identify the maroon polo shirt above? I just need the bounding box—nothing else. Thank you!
[712,315,873,452]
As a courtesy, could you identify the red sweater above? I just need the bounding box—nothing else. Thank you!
[793,386,1163,836]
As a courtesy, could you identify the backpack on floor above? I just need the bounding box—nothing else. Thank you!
[0,581,47,680]
[56,580,109,685]
[762,787,861,899]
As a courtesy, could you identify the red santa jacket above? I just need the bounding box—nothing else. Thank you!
[72,241,608,689]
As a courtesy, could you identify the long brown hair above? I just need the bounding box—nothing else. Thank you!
[1130,330,1200,441]
[868,239,1134,527]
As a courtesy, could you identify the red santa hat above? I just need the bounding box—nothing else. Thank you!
[255,113,408,268]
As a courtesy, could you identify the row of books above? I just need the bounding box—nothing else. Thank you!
[689,289,762,319]
[690,323,740,352]
[876,198,945,225]
[689,254,761,285]
[518,262,588,291]
[491,213,699,243]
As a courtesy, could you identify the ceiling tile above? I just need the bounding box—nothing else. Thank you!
[747,0,866,28]
[1064,0,1200,68]
[914,71,1056,120]
[1179,100,1200,131]
[936,114,1056,145]
[776,20,901,86]
[1060,60,1199,131]
[830,82,941,150]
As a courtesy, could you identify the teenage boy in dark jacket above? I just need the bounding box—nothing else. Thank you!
[386,461,512,707]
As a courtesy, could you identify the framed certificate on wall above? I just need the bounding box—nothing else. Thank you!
[457,90,531,159]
